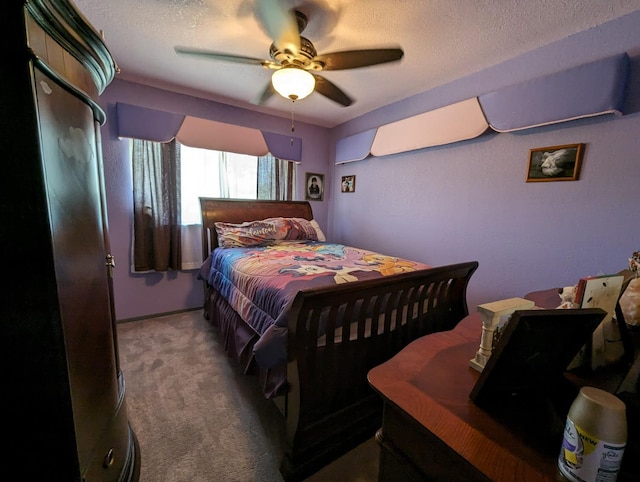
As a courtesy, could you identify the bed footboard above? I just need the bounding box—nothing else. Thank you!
[280,261,479,481]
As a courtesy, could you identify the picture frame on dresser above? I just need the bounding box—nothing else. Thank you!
[470,308,606,440]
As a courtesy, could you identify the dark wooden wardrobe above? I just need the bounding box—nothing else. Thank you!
[1,1,140,480]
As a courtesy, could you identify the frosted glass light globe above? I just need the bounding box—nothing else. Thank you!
[271,67,315,101]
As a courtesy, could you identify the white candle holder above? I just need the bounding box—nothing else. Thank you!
[469,297,535,372]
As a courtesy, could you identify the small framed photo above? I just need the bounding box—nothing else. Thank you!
[526,143,585,182]
[341,175,356,193]
[305,172,324,201]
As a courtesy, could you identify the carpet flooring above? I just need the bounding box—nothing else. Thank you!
[117,309,380,481]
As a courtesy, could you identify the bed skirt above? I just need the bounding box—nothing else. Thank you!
[204,286,287,399]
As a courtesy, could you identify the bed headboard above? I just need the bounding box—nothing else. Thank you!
[199,198,314,260]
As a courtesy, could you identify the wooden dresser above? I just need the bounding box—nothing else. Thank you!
[2,2,140,480]
[368,293,638,481]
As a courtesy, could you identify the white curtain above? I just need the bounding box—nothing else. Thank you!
[179,147,295,270]
[218,151,230,199]
[180,149,232,269]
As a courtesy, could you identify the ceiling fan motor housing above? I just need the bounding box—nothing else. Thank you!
[269,36,320,68]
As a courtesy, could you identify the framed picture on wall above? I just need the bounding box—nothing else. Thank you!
[341,175,356,192]
[305,172,324,201]
[526,143,585,182]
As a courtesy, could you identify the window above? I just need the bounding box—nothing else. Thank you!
[131,138,296,271]
[177,143,297,269]
[180,145,258,225]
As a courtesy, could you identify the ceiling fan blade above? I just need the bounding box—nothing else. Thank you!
[256,0,300,54]
[313,74,353,106]
[254,82,276,105]
[174,46,270,66]
[314,48,404,70]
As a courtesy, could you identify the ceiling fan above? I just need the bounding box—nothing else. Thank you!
[174,2,404,107]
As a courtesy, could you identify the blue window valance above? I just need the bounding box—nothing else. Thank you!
[478,53,630,132]
[335,98,489,163]
[335,129,377,164]
[335,53,630,163]
[115,102,302,161]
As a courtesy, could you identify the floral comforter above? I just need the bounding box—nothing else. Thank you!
[202,241,430,368]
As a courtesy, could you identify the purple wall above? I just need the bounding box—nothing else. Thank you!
[101,11,640,320]
[328,11,640,310]
[99,81,330,320]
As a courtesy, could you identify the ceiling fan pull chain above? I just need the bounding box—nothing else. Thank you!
[290,101,296,145]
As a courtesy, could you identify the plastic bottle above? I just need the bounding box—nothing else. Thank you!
[558,387,627,482]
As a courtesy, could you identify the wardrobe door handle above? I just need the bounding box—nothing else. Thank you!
[103,448,115,468]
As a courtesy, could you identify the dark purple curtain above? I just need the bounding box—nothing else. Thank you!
[257,154,295,200]
[132,139,181,271]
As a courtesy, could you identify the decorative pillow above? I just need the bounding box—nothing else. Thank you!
[215,217,318,248]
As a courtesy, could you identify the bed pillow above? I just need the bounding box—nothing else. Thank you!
[215,217,319,248]
[310,219,326,242]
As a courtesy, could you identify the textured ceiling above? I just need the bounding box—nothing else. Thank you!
[73,0,640,128]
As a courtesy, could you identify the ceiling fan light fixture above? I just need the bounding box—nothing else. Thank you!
[271,67,315,101]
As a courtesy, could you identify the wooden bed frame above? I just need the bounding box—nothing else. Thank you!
[199,198,479,481]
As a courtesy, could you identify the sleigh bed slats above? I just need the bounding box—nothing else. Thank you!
[282,261,478,479]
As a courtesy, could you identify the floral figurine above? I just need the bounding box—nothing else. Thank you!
[630,251,640,278]
[619,250,640,327]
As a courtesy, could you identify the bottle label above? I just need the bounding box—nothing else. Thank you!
[558,418,626,482]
